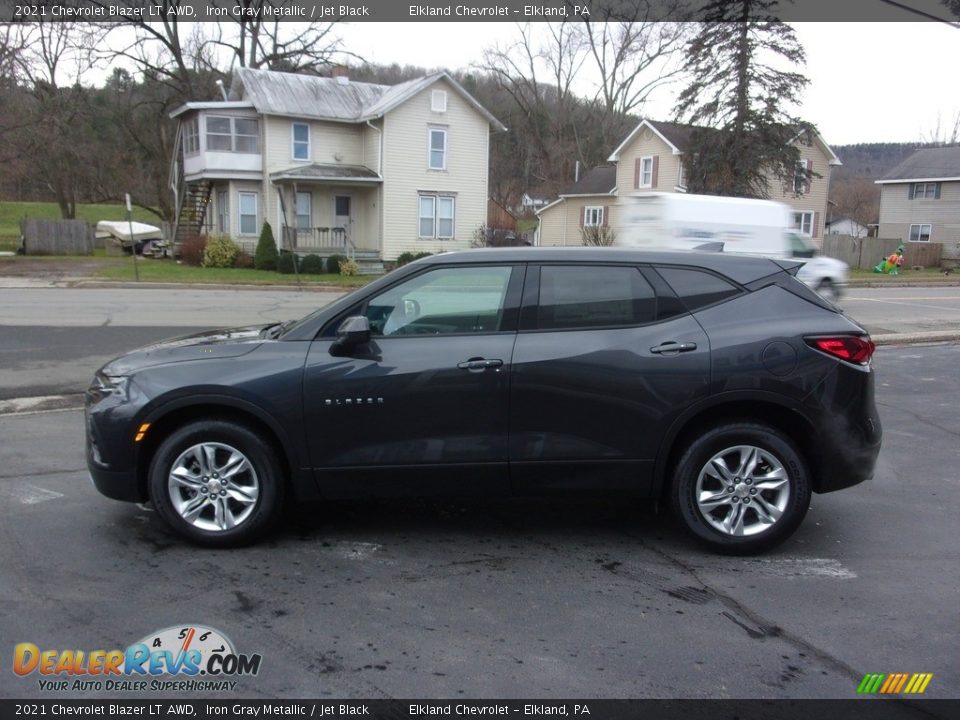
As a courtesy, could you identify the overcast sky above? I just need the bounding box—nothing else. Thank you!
[334,21,960,146]
[77,19,960,147]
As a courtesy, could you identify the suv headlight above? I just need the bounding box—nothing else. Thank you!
[88,372,130,403]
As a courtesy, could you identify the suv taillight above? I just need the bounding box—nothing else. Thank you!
[806,336,876,365]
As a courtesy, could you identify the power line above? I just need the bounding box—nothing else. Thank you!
[877,0,960,27]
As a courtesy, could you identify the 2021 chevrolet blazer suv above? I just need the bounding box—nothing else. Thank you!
[86,248,881,553]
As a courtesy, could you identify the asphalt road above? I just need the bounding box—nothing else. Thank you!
[0,284,959,400]
[839,286,960,335]
[0,331,957,699]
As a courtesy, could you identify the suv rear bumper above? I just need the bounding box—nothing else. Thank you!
[804,363,882,493]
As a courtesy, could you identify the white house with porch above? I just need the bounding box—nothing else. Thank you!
[169,68,505,269]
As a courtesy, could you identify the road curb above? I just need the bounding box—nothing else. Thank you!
[847,280,960,288]
[0,394,85,416]
[64,280,356,292]
[873,331,960,346]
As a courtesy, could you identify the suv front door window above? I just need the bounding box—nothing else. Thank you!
[366,266,513,337]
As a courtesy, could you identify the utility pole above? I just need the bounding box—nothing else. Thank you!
[126,193,140,282]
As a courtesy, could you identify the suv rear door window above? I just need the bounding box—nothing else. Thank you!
[537,265,655,330]
[655,267,741,312]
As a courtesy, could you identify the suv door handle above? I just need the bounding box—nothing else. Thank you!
[650,341,698,355]
[457,358,504,371]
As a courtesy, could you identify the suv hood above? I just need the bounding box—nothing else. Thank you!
[99,325,268,376]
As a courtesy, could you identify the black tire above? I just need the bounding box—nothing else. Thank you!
[670,422,811,555]
[148,419,285,547]
[817,279,839,304]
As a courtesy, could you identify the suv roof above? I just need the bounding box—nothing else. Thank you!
[419,247,800,285]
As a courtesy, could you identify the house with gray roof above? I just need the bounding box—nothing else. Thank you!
[537,118,839,247]
[169,67,505,265]
[875,146,960,245]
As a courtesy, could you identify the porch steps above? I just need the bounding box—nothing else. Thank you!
[350,249,384,275]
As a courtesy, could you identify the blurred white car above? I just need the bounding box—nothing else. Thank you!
[790,233,849,303]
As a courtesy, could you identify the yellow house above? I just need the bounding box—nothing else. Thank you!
[537,118,840,247]
[169,68,505,268]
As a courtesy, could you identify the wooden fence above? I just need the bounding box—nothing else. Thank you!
[21,219,94,255]
[822,235,943,269]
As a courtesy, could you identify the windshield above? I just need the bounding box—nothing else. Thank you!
[788,233,816,258]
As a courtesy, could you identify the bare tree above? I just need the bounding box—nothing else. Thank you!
[921,111,960,146]
[578,2,690,148]
[96,3,201,99]
[9,21,102,217]
[481,23,587,195]
[482,17,687,198]
[830,176,879,237]
[209,3,348,72]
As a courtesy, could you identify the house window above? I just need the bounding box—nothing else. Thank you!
[292,122,310,161]
[428,128,447,170]
[583,206,604,227]
[431,90,447,113]
[183,117,199,155]
[911,182,939,199]
[437,197,455,238]
[640,156,653,187]
[419,194,455,239]
[217,190,228,234]
[295,192,312,232]
[677,161,686,189]
[206,116,259,153]
[238,192,258,235]
[793,162,807,194]
[909,223,932,242]
[793,212,814,237]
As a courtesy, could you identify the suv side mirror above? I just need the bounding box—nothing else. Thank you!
[330,316,371,356]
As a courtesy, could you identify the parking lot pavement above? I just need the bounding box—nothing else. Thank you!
[1,344,957,700]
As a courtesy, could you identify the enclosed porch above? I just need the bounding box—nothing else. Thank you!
[270,164,382,259]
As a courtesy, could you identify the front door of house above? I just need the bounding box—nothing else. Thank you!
[334,195,352,248]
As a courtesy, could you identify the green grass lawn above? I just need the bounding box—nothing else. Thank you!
[96,260,374,287]
[0,200,162,250]
[848,267,956,283]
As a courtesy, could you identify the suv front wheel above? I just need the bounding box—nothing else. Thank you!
[670,422,811,554]
[148,419,285,547]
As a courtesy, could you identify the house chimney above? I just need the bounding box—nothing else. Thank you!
[575,161,580,183]
[332,66,350,84]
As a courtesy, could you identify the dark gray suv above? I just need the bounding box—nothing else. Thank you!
[86,248,881,553]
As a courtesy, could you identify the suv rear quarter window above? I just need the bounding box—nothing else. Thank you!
[655,267,742,312]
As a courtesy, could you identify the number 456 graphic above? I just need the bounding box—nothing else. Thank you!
[858,673,933,694]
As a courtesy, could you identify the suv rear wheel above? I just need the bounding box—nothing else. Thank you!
[148,419,285,547]
[670,422,811,554]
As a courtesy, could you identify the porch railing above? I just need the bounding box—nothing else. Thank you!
[282,226,356,258]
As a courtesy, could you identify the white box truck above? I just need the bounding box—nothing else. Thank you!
[614,192,848,301]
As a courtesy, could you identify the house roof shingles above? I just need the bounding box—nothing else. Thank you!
[229,67,505,129]
[878,146,960,182]
[562,164,617,196]
[647,119,697,152]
